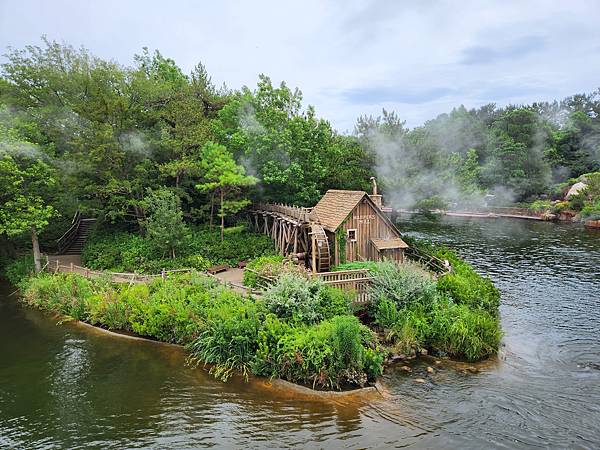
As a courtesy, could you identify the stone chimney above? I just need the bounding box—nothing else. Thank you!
[369,177,383,208]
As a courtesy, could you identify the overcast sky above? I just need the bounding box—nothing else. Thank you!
[1,0,599,132]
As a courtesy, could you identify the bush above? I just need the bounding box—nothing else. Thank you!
[188,295,264,381]
[82,226,275,273]
[262,274,352,324]
[429,298,501,361]
[369,261,437,310]
[4,254,34,286]
[262,273,322,324]
[403,236,500,315]
[333,261,378,271]
[372,296,402,333]
[185,226,275,266]
[274,317,382,389]
[314,285,352,320]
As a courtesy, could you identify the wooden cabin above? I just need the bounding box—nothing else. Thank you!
[250,179,408,273]
[310,189,407,268]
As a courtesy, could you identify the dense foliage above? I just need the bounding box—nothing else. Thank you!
[365,248,501,361]
[243,255,309,288]
[403,236,500,315]
[20,272,381,389]
[262,274,352,325]
[2,38,598,266]
[81,226,275,273]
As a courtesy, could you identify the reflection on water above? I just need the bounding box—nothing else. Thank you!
[1,216,599,448]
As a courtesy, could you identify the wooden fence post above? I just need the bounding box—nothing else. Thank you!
[161,268,166,280]
[70,262,74,273]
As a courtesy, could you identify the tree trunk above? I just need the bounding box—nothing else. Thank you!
[31,227,42,273]
[220,189,225,242]
[209,192,215,229]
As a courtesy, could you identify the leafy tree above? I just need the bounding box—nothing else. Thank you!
[142,188,189,259]
[0,152,56,272]
[196,142,256,240]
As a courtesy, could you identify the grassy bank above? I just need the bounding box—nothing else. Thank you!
[18,271,383,390]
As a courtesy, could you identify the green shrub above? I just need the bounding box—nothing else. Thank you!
[275,316,382,389]
[581,200,600,220]
[4,254,34,286]
[82,226,276,273]
[188,295,263,381]
[22,273,101,320]
[314,285,352,320]
[330,315,365,381]
[333,261,378,271]
[185,226,275,266]
[251,314,291,378]
[529,199,552,212]
[369,261,437,310]
[262,273,322,324]
[372,296,401,333]
[403,236,500,315]
[262,274,352,324]
[429,298,501,361]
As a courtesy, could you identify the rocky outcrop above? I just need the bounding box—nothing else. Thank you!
[565,181,587,199]
[584,219,600,229]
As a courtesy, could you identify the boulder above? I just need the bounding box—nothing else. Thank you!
[565,181,587,200]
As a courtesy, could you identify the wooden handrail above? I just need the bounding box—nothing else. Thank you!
[56,211,82,254]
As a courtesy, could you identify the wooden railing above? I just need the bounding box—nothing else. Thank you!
[253,203,312,223]
[315,269,373,304]
[56,211,82,254]
[47,259,194,284]
[404,247,451,276]
[45,259,260,295]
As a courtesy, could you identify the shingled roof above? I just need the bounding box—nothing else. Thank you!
[310,190,369,232]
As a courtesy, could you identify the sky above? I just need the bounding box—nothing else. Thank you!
[1,0,599,132]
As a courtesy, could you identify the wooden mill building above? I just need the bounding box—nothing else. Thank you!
[250,180,408,272]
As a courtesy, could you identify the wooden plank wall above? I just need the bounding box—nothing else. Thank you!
[340,198,403,264]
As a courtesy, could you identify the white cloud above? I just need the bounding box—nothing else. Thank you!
[1,0,599,132]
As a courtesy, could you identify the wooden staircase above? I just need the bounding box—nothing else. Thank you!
[56,212,96,255]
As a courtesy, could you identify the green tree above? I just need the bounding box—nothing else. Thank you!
[0,153,56,272]
[196,142,256,240]
[143,188,189,259]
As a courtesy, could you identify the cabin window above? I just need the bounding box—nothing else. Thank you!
[347,229,357,242]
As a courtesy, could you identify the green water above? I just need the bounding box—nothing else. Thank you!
[1,216,600,448]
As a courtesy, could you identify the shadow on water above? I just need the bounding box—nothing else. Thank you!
[1,216,599,448]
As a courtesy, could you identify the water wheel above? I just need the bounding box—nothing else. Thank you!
[310,224,331,272]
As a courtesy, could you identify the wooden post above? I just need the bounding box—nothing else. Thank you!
[311,235,317,273]
[70,262,74,273]
[161,268,166,280]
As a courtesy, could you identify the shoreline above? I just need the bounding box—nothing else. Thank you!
[63,313,383,401]
[396,208,596,225]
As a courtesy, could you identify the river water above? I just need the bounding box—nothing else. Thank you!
[1,216,599,449]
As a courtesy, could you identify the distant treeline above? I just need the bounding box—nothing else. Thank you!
[1,38,599,247]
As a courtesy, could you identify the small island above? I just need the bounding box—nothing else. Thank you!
[7,181,501,391]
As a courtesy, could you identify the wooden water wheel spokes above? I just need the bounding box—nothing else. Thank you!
[310,224,331,272]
